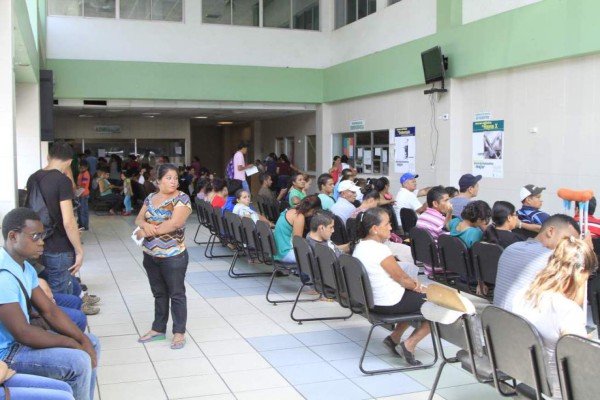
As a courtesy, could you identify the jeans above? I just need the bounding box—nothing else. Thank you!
[71,276,83,298]
[58,306,87,332]
[124,195,132,212]
[1,373,74,400]
[5,333,100,400]
[53,292,86,331]
[42,252,74,295]
[241,180,250,198]
[77,195,89,229]
[143,250,188,334]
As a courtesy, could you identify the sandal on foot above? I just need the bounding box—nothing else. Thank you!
[383,335,399,355]
[138,332,166,343]
[170,338,186,350]
[396,342,422,366]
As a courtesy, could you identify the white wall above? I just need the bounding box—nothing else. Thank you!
[462,0,541,24]
[54,116,192,164]
[47,0,436,69]
[16,83,42,189]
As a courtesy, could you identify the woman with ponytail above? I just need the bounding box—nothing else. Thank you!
[352,208,430,366]
[482,201,525,248]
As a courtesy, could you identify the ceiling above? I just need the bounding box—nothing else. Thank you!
[53,100,317,126]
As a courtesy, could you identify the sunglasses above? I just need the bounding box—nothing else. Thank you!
[17,230,48,241]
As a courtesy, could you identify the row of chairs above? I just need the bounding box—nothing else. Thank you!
[409,226,503,299]
[428,297,598,400]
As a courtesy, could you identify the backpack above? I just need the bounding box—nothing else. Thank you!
[25,172,58,239]
[225,157,235,180]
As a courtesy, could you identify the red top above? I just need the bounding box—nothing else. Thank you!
[211,195,226,208]
[77,170,90,197]
[574,214,600,238]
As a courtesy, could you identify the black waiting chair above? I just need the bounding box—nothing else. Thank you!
[588,272,600,332]
[409,227,444,281]
[437,235,475,293]
[471,241,503,299]
[345,217,358,244]
[556,334,600,400]
[331,215,348,245]
[224,211,267,279]
[204,206,233,259]
[193,201,210,245]
[338,254,438,375]
[400,208,418,236]
[313,243,353,313]
[481,306,553,399]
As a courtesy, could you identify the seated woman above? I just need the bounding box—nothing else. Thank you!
[96,167,123,215]
[232,189,272,225]
[273,195,322,263]
[210,178,228,208]
[222,179,243,214]
[351,190,380,218]
[353,207,430,366]
[287,172,307,207]
[448,200,492,248]
[194,178,210,201]
[512,237,597,396]
[483,201,526,248]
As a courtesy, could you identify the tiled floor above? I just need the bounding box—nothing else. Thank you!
[81,213,505,400]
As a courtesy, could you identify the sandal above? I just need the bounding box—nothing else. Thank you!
[170,337,186,350]
[396,341,422,366]
[137,331,166,343]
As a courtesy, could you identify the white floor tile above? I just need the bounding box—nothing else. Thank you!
[162,374,230,398]
[219,368,289,392]
[99,380,166,400]
[153,357,215,379]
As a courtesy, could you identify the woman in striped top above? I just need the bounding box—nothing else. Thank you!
[135,164,192,350]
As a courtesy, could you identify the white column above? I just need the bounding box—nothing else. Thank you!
[316,103,332,175]
[253,119,262,161]
[16,83,42,189]
[0,0,18,222]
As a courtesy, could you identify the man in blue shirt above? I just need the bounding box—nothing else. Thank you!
[517,184,551,236]
[0,208,99,400]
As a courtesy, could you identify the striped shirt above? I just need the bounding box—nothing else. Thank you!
[517,205,550,225]
[493,239,551,310]
[142,191,192,258]
[416,208,446,241]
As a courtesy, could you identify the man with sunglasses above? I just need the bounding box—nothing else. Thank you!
[0,208,99,400]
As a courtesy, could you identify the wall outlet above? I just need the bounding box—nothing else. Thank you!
[439,114,449,120]
[529,127,538,134]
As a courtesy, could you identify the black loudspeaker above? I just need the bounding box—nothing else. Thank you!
[40,70,54,141]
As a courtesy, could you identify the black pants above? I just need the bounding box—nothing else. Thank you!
[372,290,426,315]
[101,193,123,212]
[143,250,188,334]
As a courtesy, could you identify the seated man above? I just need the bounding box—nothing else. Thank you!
[330,180,360,224]
[316,173,335,211]
[574,196,600,238]
[394,173,429,228]
[305,210,350,255]
[416,185,453,242]
[333,168,354,201]
[494,214,584,311]
[0,208,99,400]
[257,173,286,203]
[449,173,481,217]
[517,184,551,235]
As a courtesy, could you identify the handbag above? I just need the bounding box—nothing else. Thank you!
[0,270,51,330]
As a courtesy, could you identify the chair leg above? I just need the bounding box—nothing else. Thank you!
[228,248,272,279]
[359,321,438,375]
[290,284,353,325]
[265,268,321,306]
[193,225,209,245]
[204,235,232,259]
[428,360,448,400]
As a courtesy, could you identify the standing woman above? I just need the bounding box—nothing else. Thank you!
[135,164,192,350]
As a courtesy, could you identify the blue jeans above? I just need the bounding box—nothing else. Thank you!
[42,252,74,295]
[77,195,89,229]
[143,251,188,334]
[124,195,132,212]
[58,306,87,332]
[5,334,100,400]
[1,373,74,400]
[241,180,250,198]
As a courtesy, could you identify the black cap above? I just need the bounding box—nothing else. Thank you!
[458,174,482,191]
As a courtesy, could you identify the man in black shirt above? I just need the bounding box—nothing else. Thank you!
[26,141,84,294]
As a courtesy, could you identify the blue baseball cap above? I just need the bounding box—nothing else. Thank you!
[400,173,419,185]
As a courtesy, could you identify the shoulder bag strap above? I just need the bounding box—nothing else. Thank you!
[0,270,33,317]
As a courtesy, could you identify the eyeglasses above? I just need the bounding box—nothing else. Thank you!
[18,230,47,241]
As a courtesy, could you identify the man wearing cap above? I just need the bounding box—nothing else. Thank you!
[330,180,361,224]
[517,184,551,234]
[449,173,482,217]
[394,173,430,227]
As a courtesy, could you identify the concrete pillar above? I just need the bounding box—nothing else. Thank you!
[0,0,18,221]
[16,83,42,189]
[316,103,332,176]
[253,119,262,161]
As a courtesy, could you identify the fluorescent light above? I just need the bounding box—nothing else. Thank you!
[142,112,161,116]
[78,114,94,118]
[193,116,208,119]
[142,115,155,118]
[218,121,233,125]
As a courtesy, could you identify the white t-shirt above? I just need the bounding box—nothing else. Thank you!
[232,203,259,223]
[394,188,422,226]
[353,239,405,306]
[512,291,587,396]
[233,150,246,181]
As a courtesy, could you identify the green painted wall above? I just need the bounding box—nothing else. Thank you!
[46,59,323,103]
[47,0,600,103]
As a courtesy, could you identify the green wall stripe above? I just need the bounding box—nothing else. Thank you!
[46,59,323,103]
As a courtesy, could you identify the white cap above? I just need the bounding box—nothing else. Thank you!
[338,180,361,193]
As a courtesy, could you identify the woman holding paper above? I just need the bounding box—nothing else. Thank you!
[135,163,192,350]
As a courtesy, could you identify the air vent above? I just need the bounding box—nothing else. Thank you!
[83,100,107,106]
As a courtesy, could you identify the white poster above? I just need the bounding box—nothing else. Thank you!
[472,120,504,178]
[393,127,416,174]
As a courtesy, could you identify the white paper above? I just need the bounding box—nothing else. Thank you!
[98,149,106,157]
[363,150,372,165]
[382,150,388,163]
[393,127,416,174]
[131,227,144,246]
[175,146,182,155]
[357,148,364,157]
[245,166,259,177]
[375,148,381,156]
[472,120,504,178]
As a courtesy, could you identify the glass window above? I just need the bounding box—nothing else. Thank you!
[121,0,151,20]
[84,0,116,18]
[152,0,183,21]
[203,0,231,24]
[293,0,319,30]
[355,131,370,146]
[373,130,388,145]
[306,135,316,172]
[232,0,259,26]
[335,0,376,29]
[263,0,290,28]
[334,131,389,176]
[48,0,83,16]
[389,0,402,4]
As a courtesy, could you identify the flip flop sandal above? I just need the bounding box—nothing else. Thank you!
[170,338,186,350]
[137,332,166,343]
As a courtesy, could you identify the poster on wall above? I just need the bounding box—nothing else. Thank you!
[343,137,354,158]
[393,127,416,174]
[473,120,504,178]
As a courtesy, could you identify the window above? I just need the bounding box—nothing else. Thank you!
[335,130,389,175]
[306,135,316,172]
[389,0,402,5]
[335,0,376,29]
[203,0,319,30]
[49,0,183,21]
